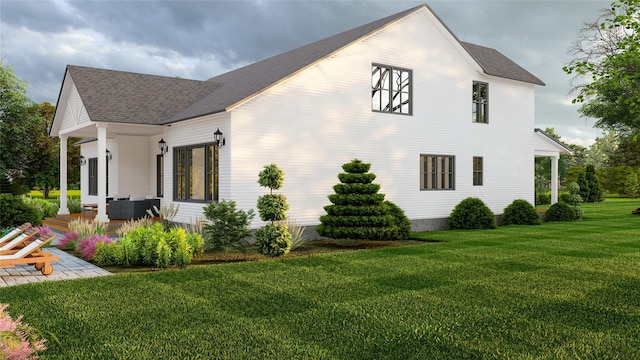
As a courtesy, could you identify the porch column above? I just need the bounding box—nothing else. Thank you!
[58,135,69,215]
[96,123,110,222]
[550,155,559,204]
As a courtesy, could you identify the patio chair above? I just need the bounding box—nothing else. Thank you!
[0,223,32,247]
[0,233,58,275]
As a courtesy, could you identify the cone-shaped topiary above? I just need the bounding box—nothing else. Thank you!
[317,159,405,240]
[255,164,291,256]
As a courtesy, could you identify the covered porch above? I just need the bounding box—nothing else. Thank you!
[534,128,573,204]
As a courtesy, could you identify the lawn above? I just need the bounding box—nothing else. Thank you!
[2,200,640,359]
[27,189,80,199]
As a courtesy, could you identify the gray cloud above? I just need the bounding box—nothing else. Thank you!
[0,0,612,146]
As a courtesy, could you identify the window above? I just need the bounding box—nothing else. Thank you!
[87,157,108,196]
[472,81,488,123]
[372,64,412,115]
[173,143,218,202]
[156,154,164,197]
[420,155,455,190]
[473,157,483,186]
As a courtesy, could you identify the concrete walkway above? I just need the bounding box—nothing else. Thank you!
[0,248,111,288]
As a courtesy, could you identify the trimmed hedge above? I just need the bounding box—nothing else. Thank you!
[501,199,541,226]
[544,202,577,222]
[448,197,496,230]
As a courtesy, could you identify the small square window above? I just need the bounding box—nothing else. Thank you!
[420,155,455,190]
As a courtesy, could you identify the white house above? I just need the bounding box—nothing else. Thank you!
[50,4,569,232]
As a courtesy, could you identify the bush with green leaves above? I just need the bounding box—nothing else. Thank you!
[0,194,42,228]
[624,171,640,199]
[94,223,204,268]
[317,159,403,240]
[501,199,541,226]
[255,164,291,257]
[544,202,577,222]
[21,196,58,218]
[384,200,412,239]
[567,182,584,220]
[203,200,255,253]
[448,197,496,230]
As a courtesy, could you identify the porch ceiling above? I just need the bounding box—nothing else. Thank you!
[58,121,164,138]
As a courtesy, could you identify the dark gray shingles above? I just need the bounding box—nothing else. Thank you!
[461,42,545,86]
[67,65,222,125]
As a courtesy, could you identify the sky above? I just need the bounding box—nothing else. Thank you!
[0,0,613,147]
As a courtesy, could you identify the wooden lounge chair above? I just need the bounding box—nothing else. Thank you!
[0,223,32,247]
[0,228,40,252]
[0,233,58,275]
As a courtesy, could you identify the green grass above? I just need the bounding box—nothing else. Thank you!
[26,189,80,200]
[2,200,640,359]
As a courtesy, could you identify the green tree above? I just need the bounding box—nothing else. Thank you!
[607,132,640,167]
[316,159,400,240]
[24,102,59,199]
[255,164,291,257]
[585,164,604,202]
[624,171,640,198]
[564,0,640,135]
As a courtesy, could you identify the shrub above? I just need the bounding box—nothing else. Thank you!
[67,196,82,214]
[544,202,577,222]
[287,220,309,250]
[255,223,292,257]
[384,200,412,239]
[448,197,496,230]
[317,159,402,240]
[203,200,254,253]
[58,231,80,250]
[567,182,584,220]
[76,234,113,260]
[21,196,58,218]
[501,199,541,226]
[535,192,551,205]
[0,194,42,228]
[256,164,291,256]
[0,304,47,359]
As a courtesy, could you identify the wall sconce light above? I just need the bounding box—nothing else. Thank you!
[79,155,86,166]
[214,128,226,148]
[106,149,112,161]
[158,138,168,155]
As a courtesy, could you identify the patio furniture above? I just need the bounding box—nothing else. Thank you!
[0,233,58,275]
[0,223,31,247]
[108,198,160,220]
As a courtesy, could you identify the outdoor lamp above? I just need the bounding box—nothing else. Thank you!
[106,149,112,161]
[158,138,168,155]
[214,128,226,148]
[79,155,86,166]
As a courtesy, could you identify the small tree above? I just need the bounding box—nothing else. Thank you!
[624,171,640,199]
[567,182,584,220]
[203,200,255,253]
[316,159,399,240]
[255,164,291,257]
[584,164,604,202]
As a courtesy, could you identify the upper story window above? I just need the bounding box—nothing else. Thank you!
[472,81,488,123]
[372,64,412,115]
[420,154,455,190]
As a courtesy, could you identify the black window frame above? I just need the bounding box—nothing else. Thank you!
[173,143,218,203]
[473,156,483,186]
[371,64,412,115]
[472,81,488,123]
[87,157,108,196]
[420,154,455,191]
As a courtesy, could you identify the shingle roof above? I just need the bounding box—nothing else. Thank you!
[67,65,221,125]
[461,42,545,86]
[61,4,544,126]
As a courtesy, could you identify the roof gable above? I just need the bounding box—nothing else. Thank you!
[461,42,544,85]
[66,65,221,125]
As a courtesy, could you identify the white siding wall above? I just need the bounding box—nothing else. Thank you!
[60,83,91,131]
[164,113,231,224]
[115,135,151,198]
[79,139,116,204]
[223,8,536,227]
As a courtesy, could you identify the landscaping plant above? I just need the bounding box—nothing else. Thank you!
[501,199,541,226]
[544,202,577,222]
[0,194,42,228]
[567,182,584,219]
[316,159,402,240]
[448,197,496,230]
[0,304,46,359]
[203,200,255,253]
[255,164,292,257]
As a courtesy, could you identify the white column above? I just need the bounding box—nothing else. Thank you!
[58,135,70,214]
[96,123,110,222]
[550,155,559,204]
